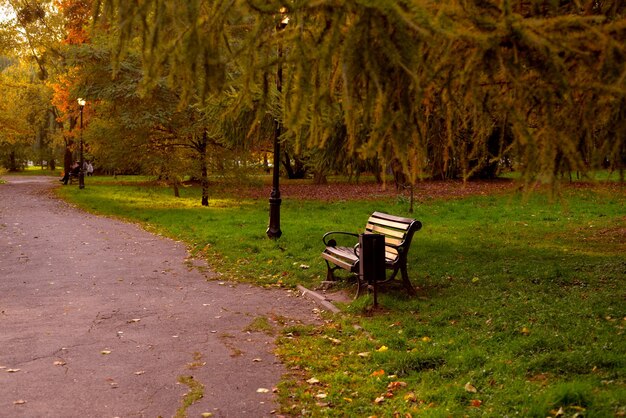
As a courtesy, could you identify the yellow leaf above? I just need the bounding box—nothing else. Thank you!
[101,350,112,355]
[256,388,270,393]
[201,413,214,417]
[377,345,389,352]
[521,327,530,335]
[421,336,431,343]
[343,397,353,403]
[404,392,417,402]
[464,382,478,393]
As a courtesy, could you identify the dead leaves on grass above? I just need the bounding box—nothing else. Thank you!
[234,180,517,202]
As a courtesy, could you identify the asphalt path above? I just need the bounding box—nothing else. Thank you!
[0,176,321,418]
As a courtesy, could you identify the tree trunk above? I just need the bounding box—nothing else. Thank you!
[313,169,327,184]
[263,153,270,173]
[9,151,18,172]
[200,130,209,206]
[282,150,294,179]
[282,150,307,179]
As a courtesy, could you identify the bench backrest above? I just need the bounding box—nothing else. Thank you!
[365,212,422,262]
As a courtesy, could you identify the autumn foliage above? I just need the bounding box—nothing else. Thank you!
[50,0,92,130]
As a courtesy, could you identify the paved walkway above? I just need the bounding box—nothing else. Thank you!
[0,176,321,418]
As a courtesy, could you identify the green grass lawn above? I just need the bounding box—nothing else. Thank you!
[55,178,625,417]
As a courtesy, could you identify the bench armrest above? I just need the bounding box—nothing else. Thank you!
[322,231,359,247]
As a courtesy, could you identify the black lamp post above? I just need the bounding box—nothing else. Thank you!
[267,11,289,239]
[77,98,86,189]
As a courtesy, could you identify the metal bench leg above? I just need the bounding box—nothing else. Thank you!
[324,260,338,281]
[400,264,416,296]
[354,275,366,299]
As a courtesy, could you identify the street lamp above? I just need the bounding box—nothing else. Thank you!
[267,9,289,239]
[77,98,86,189]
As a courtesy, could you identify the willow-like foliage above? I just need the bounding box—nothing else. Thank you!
[95,0,626,183]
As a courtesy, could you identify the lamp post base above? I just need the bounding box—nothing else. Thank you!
[266,197,282,239]
[79,171,85,189]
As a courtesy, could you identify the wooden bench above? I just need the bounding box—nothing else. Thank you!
[321,212,422,297]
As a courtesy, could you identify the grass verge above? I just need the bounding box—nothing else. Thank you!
[56,178,625,416]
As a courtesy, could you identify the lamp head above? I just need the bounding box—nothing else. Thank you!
[77,98,86,107]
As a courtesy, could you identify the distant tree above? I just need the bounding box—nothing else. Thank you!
[0,60,54,170]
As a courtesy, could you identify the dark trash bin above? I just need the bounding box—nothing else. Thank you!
[359,233,386,305]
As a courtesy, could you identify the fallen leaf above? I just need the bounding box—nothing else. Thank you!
[256,388,270,393]
[127,318,141,323]
[299,264,310,269]
[134,371,145,375]
[470,399,482,407]
[201,413,214,417]
[306,377,320,384]
[53,361,66,366]
[374,396,385,404]
[252,358,262,363]
[464,382,478,393]
[315,393,327,399]
[421,336,431,343]
[7,368,21,373]
[521,327,530,335]
[358,352,371,358]
[377,345,389,352]
[329,338,342,344]
[404,392,417,402]
[101,350,112,355]
[343,397,353,403]
[13,400,26,405]
[387,381,408,390]
[371,369,385,377]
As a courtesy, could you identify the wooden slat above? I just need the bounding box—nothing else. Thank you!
[385,246,398,255]
[366,224,406,239]
[368,216,411,230]
[385,236,403,246]
[372,211,415,224]
[385,250,399,261]
[321,252,355,270]
[324,246,358,261]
